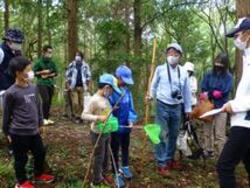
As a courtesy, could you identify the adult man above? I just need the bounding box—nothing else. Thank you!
[33,45,58,125]
[66,51,91,124]
[217,17,250,188]
[0,28,24,91]
[148,43,192,176]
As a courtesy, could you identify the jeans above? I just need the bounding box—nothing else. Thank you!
[216,126,250,188]
[154,100,182,167]
[111,132,130,172]
[38,85,54,119]
[11,134,45,184]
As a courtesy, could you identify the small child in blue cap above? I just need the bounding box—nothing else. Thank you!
[109,65,137,188]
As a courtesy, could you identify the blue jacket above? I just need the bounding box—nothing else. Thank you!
[109,87,137,134]
[201,71,233,108]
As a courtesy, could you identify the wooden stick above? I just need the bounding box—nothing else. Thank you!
[83,92,125,185]
[144,38,157,124]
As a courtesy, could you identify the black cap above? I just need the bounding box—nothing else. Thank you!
[226,17,250,38]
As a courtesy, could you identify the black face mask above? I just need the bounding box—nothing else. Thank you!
[214,66,224,73]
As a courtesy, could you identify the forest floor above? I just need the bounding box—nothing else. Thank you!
[0,108,249,188]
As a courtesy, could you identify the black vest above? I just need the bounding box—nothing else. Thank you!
[0,43,16,90]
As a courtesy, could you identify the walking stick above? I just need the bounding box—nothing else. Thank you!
[144,38,157,124]
[83,92,125,185]
[141,38,157,167]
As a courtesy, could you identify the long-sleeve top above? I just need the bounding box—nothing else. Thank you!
[109,87,137,134]
[201,70,233,108]
[33,57,58,87]
[81,92,111,133]
[150,63,192,113]
[2,84,43,136]
[66,60,91,90]
[229,48,250,128]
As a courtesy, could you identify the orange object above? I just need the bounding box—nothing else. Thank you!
[190,99,214,123]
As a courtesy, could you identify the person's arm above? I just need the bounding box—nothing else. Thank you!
[149,67,160,98]
[81,99,99,121]
[2,92,14,136]
[183,74,192,113]
[128,91,138,124]
[201,73,209,93]
[35,87,43,126]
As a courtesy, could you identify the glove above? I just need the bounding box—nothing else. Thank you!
[199,92,208,101]
[212,90,222,99]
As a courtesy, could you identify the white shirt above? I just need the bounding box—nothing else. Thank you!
[230,48,250,128]
[0,48,4,64]
[189,75,198,106]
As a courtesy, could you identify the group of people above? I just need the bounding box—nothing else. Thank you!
[1,17,250,188]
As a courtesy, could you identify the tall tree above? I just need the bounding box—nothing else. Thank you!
[4,0,9,32]
[133,0,142,56]
[67,0,78,62]
[37,0,43,57]
[235,0,250,85]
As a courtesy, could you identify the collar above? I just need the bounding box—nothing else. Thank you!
[244,47,250,57]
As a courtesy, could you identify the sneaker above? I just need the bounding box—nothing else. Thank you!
[47,119,55,125]
[43,119,49,126]
[34,174,55,183]
[119,166,133,179]
[15,181,35,188]
[103,174,114,185]
[168,160,183,170]
[157,167,170,176]
[114,174,125,188]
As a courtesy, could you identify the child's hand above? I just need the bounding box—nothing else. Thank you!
[7,135,12,143]
[97,115,107,123]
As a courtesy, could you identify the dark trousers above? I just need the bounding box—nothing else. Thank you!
[11,134,45,184]
[90,131,110,184]
[111,132,130,172]
[216,127,250,188]
[38,85,54,119]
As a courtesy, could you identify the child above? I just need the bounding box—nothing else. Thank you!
[2,56,54,188]
[109,65,137,187]
[81,73,120,186]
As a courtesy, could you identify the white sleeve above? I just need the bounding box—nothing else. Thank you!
[0,48,4,64]
[230,98,250,113]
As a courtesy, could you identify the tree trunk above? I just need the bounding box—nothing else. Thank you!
[235,0,250,86]
[46,0,52,45]
[4,0,9,32]
[133,0,142,56]
[125,3,130,55]
[37,0,43,57]
[67,0,78,62]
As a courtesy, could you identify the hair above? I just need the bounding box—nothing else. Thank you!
[213,52,229,74]
[9,56,31,78]
[76,50,84,59]
[43,44,53,53]
[98,82,111,89]
[241,29,250,47]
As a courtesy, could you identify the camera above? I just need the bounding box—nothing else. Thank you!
[171,90,182,100]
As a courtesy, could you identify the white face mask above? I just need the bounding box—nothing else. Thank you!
[75,56,81,62]
[234,37,247,50]
[167,56,179,65]
[10,42,22,51]
[26,71,35,81]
